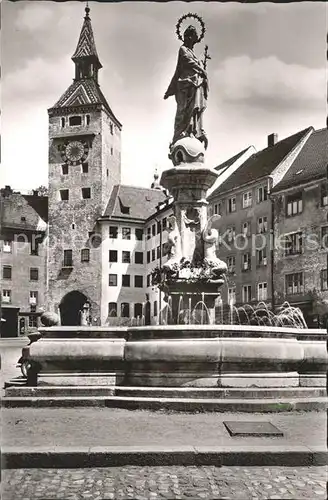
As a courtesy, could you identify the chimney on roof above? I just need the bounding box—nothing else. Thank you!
[268,133,278,147]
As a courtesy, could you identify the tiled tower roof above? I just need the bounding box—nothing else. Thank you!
[71,6,102,66]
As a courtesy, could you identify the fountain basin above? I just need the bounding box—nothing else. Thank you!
[25,325,327,389]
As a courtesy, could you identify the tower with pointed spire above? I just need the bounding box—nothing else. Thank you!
[47,6,122,324]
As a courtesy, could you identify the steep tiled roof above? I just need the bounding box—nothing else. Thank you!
[214,147,249,173]
[209,127,312,197]
[272,128,328,192]
[103,185,167,221]
[51,79,121,126]
[72,8,101,62]
[0,193,48,232]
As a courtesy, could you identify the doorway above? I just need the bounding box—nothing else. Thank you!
[59,291,88,326]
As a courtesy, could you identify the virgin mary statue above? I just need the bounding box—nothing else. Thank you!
[164,25,208,148]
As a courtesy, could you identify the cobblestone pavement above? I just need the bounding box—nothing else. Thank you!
[2,466,327,499]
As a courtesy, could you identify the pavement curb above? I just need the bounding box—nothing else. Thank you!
[2,446,327,468]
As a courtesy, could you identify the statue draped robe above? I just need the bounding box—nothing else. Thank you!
[166,45,208,145]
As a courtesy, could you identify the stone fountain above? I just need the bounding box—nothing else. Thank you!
[8,15,327,405]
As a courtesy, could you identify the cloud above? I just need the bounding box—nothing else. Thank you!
[215,56,325,110]
[15,4,54,31]
[3,55,72,103]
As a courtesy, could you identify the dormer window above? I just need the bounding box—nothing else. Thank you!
[69,116,82,127]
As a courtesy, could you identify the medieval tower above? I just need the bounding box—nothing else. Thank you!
[47,6,122,324]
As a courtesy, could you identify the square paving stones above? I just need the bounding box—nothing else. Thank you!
[223,421,284,437]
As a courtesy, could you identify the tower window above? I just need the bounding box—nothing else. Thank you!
[86,114,91,126]
[110,123,113,135]
[111,147,113,155]
[106,169,109,177]
[82,163,88,173]
[61,117,65,128]
[30,268,39,281]
[62,164,68,175]
[81,248,90,262]
[63,250,73,267]
[82,187,91,199]
[69,116,82,126]
[60,189,69,201]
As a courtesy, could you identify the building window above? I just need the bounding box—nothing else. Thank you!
[110,147,113,156]
[63,250,73,267]
[146,251,151,264]
[156,221,161,234]
[134,303,143,318]
[108,302,117,317]
[109,250,118,263]
[146,274,151,287]
[162,218,167,230]
[257,282,268,301]
[29,315,38,328]
[121,302,129,318]
[122,251,131,263]
[110,123,113,135]
[30,239,39,256]
[108,274,117,286]
[226,226,236,243]
[109,226,118,239]
[257,217,268,234]
[69,115,82,126]
[81,248,90,262]
[286,192,303,216]
[122,227,131,240]
[2,289,11,303]
[152,224,156,237]
[61,117,65,128]
[86,114,90,125]
[284,232,303,256]
[227,197,236,213]
[151,249,156,261]
[30,268,39,281]
[242,285,252,304]
[242,191,252,208]
[321,184,328,207]
[156,246,161,259]
[29,291,38,305]
[147,227,151,240]
[62,164,68,175]
[213,203,222,215]
[321,269,328,291]
[242,253,251,271]
[3,240,12,253]
[3,266,12,280]
[285,273,304,295]
[321,226,328,248]
[135,252,143,264]
[242,222,250,236]
[135,228,143,241]
[82,187,91,199]
[257,186,268,203]
[257,248,267,266]
[122,274,130,287]
[228,287,236,304]
[162,243,167,257]
[227,256,236,273]
[82,163,88,173]
[154,300,158,317]
[60,189,69,201]
[135,275,143,288]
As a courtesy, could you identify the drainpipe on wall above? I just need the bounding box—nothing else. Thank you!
[268,178,275,313]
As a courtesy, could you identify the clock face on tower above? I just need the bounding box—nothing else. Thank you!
[60,140,89,166]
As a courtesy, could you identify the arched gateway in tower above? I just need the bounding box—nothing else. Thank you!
[59,291,88,326]
[46,6,122,323]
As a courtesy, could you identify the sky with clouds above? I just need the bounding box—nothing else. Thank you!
[1,1,326,191]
